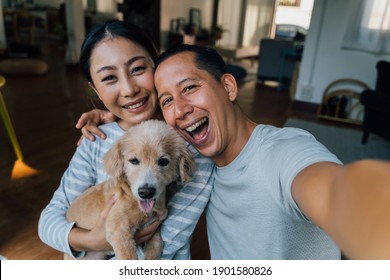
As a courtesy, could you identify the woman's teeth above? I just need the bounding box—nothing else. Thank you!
[124,100,145,109]
[185,118,207,132]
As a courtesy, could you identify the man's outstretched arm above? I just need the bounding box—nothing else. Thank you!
[292,159,390,259]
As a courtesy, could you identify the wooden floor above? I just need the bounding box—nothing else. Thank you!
[0,38,319,260]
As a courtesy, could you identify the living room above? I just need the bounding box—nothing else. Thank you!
[1,0,390,262]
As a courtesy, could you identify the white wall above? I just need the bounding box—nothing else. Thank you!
[65,0,85,64]
[95,0,117,14]
[217,0,243,46]
[296,0,390,104]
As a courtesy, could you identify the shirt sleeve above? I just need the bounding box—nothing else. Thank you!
[160,146,215,259]
[276,128,342,220]
[38,139,100,258]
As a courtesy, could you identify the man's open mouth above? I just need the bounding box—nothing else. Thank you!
[184,117,209,141]
[138,199,156,213]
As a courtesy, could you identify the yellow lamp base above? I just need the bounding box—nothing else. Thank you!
[11,160,40,180]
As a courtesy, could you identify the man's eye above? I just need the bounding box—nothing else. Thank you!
[161,97,173,107]
[129,158,140,165]
[183,85,196,92]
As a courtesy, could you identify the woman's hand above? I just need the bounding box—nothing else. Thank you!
[75,109,116,146]
[68,194,118,252]
[135,218,162,244]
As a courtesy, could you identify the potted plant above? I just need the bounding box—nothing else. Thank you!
[213,25,227,40]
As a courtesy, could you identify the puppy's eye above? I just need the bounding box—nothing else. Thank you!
[158,157,170,167]
[129,158,140,165]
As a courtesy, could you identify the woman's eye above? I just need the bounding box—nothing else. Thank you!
[131,66,146,74]
[102,75,116,82]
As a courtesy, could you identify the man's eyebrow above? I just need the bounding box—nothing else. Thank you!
[177,77,197,86]
[158,78,198,100]
[96,56,146,74]
[157,77,199,101]
[158,92,168,101]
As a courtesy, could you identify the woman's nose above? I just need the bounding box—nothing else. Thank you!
[120,77,139,97]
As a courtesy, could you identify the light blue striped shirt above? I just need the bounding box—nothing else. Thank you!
[38,122,214,259]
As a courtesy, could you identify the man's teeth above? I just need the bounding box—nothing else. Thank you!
[124,100,144,109]
[185,118,207,132]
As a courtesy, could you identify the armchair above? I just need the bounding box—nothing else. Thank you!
[360,60,390,144]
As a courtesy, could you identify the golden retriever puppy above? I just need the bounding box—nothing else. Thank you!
[66,120,195,260]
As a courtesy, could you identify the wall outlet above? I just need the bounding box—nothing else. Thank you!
[300,84,314,100]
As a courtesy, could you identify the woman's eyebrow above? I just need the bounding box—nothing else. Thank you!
[124,56,146,67]
[96,56,146,74]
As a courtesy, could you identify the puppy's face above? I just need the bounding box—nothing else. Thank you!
[121,138,178,212]
[104,120,195,212]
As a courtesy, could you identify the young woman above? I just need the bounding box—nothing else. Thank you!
[38,20,214,260]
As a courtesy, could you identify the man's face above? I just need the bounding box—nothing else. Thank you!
[154,52,237,165]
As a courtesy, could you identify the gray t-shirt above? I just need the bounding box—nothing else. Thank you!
[206,124,342,259]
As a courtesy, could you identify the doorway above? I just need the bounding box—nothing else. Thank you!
[273,0,314,40]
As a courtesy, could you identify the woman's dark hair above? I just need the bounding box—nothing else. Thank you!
[155,44,227,81]
[80,20,158,83]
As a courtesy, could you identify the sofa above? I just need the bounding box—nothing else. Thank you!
[257,38,302,88]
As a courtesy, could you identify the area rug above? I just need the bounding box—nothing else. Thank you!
[284,118,390,164]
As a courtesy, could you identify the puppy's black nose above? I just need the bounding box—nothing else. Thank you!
[138,186,156,199]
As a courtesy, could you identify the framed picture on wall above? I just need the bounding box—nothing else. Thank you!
[189,8,201,32]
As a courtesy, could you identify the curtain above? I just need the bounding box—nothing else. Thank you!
[342,0,390,54]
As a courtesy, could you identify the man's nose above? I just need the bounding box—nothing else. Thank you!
[174,97,192,119]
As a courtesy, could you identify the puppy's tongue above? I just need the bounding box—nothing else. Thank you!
[138,199,155,213]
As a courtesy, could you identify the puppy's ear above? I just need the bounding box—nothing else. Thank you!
[179,147,196,184]
[103,140,124,178]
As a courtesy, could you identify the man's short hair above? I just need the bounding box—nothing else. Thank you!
[155,44,227,81]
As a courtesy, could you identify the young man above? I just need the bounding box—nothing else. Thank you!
[153,44,390,260]
[77,45,390,260]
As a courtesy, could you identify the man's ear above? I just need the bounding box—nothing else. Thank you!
[88,82,100,99]
[221,73,238,102]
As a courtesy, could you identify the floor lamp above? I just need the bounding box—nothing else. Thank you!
[0,75,39,180]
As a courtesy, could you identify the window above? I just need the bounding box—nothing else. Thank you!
[342,0,390,54]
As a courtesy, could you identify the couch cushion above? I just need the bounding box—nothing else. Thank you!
[361,89,390,114]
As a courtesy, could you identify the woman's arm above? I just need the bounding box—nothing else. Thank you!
[38,138,111,258]
[68,195,117,252]
[160,147,215,259]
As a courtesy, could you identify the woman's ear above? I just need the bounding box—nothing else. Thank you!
[88,82,100,99]
[221,73,238,102]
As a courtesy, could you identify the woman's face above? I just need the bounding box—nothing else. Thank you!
[89,37,157,130]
